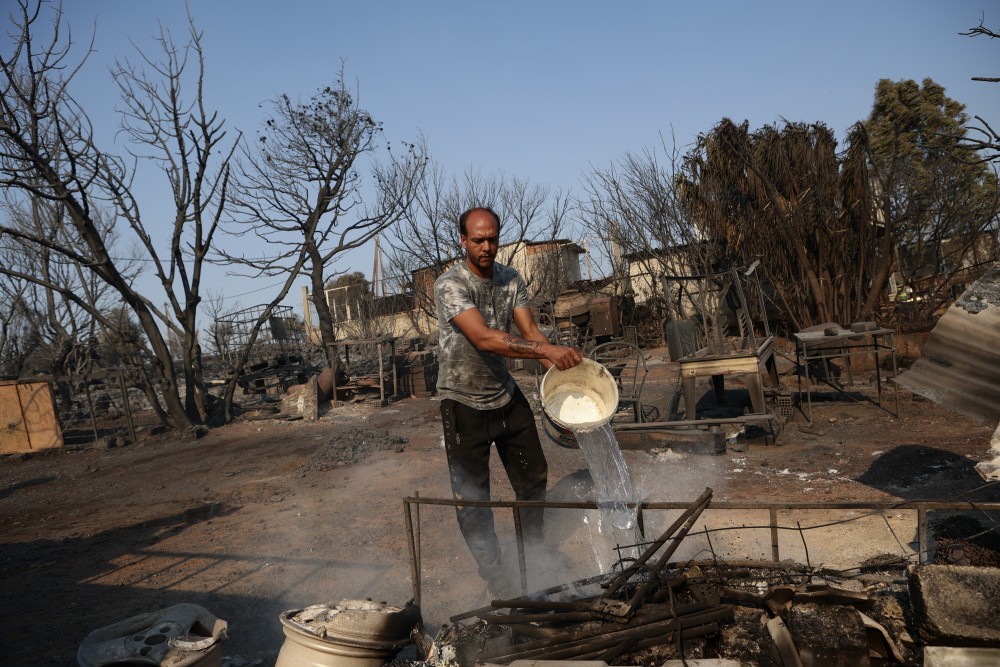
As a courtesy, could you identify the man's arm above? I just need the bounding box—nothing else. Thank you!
[511,307,580,371]
[451,307,582,371]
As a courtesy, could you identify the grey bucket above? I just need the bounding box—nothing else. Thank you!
[539,359,619,448]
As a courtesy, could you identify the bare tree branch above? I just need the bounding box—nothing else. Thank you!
[225,68,427,364]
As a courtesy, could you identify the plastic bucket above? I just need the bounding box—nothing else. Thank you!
[539,359,619,447]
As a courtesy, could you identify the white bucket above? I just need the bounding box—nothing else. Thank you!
[539,359,619,434]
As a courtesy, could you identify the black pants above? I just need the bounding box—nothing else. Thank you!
[440,387,548,580]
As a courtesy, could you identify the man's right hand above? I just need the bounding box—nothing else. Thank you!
[544,343,583,371]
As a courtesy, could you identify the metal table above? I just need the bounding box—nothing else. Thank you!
[793,327,898,421]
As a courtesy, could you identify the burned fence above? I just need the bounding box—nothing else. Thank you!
[50,369,139,448]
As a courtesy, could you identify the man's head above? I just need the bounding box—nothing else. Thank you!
[459,207,501,237]
[459,207,501,277]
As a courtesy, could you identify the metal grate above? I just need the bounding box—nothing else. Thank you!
[777,390,794,420]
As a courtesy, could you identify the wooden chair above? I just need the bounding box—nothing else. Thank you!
[588,341,650,423]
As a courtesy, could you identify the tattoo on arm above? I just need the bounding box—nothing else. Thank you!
[503,334,543,355]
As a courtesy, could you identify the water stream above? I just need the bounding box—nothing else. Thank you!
[546,388,644,567]
[573,422,644,561]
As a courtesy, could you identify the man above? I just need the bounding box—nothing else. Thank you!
[434,207,582,596]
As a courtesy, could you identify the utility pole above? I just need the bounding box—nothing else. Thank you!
[372,236,386,298]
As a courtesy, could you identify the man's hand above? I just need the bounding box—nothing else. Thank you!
[543,343,582,371]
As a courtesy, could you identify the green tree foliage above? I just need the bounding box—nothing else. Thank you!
[865,78,1000,325]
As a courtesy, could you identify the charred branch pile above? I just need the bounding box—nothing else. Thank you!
[419,489,970,666]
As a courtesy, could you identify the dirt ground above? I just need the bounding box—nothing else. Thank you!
[2,343,999,666]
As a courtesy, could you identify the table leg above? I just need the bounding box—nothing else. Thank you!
[391,339,398,398]
[874,334,882,407]
[711,374,726,405]
[682,376,697,420]
[378,341,385,404]
[746,372,765,415]
[801,347,813,422]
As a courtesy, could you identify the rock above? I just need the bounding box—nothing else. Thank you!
[908,563,1000,646]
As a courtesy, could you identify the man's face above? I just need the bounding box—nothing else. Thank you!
[461,214,500,274]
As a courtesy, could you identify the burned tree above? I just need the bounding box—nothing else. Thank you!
[0,0,235,429]
[224,71,427,369]
[498,180,576,307]
[0,273,33,378]
[579,137,722,340]
[955,19,1000,163]
[384,164,498,335]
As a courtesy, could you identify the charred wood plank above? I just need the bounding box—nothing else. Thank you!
[481,605,733,663]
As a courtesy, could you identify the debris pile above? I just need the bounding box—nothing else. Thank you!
[301,427,408,472]
[414,488,1000,666]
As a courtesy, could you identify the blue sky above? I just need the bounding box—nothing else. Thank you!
[19,1,1000,312]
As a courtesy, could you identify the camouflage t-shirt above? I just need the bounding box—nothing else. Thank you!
[434,261,531,409]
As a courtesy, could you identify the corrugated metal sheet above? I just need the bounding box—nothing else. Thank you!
[895,266,1000,424]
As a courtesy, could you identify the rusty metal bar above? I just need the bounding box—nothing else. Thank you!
[597,637,637,664]
[491,599,594,612]
[619,490,713,614]
[449,572,615,623]
[512,506,527,595]
[404,498,420,606]
[481,611,594,624]
[403,496,998,513]
[480,601,715,659]
[574,623,720,661]
[504,623,559,640]
[603,488,713,600]
[484,605,732,662]
[415,491,421,582]
[770,507,780,561]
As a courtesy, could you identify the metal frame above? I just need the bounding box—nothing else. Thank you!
[402,495,1000,607]
[327,337,399,405]
[49,369,138,447]
[588,340,650,423]
[794,327,899,421]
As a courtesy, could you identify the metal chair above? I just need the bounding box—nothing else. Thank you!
[588,341,649,423]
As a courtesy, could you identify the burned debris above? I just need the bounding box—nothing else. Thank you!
[214,304,324,396]
[406,489,1000,667]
